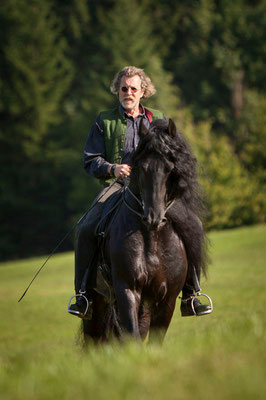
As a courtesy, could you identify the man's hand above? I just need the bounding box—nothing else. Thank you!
[108,163,131,179]
[114,164,131,179]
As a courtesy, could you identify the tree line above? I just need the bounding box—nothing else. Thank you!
[0,0,265,260]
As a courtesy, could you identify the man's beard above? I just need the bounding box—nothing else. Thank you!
[121,97,138,111]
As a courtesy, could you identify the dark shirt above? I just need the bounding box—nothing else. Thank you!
[84,104,165,179]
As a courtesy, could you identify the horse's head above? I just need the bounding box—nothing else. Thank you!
[131,118,179,230]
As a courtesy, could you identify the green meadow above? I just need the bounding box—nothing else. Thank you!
[0,225,265,400]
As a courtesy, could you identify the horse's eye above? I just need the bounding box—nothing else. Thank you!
[139,163,148,172]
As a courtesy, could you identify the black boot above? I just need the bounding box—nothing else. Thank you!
[180,296,212,317]
[68,295,92,319]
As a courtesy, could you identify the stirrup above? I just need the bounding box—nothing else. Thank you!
[67,291,89,316]
[191,292,213,316]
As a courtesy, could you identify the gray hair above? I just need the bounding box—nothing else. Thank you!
[110,66,156,99]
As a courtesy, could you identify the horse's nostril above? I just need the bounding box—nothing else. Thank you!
[142,216,166,231]
[142,217,154,228]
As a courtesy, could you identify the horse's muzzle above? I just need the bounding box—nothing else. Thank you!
[142,215,167,230]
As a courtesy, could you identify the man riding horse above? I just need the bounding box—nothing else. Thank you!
[68,66,212,319]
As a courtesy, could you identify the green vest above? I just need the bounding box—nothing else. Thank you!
[99,105,164,185]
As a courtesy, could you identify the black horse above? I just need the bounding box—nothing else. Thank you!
[82,118,206,343]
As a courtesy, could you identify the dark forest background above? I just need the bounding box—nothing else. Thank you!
[0,0,265,260]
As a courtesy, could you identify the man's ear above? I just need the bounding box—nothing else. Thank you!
[168,118,177,138]
[139,117,149,138]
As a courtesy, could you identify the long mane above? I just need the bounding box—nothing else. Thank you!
[131,119,207,220]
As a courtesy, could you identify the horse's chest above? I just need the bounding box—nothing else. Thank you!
[144,236,160,269]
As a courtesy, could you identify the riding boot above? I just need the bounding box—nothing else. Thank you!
[68,182,124,319]
[68,235,98,318]
[74,233,98,298]
[180,296,212,317]
[68,199,104,319]
[181,269,212,317]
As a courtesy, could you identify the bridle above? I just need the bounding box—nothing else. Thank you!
[123,181,175,221]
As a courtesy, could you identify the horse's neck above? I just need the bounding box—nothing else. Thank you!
[128,170,140,197]
[128,181,139,198]
[124,174,144,214]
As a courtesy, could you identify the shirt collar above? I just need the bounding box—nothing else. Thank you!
[120,103,146,119]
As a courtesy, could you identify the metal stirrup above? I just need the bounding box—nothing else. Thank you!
[67,290,89,315]
[191,292,213,315]
[191,266,213,315]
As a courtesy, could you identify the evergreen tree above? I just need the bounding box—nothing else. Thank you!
[161,0,266,123]
[0,0,72,155]
[0,0,72,259]
[84,0,181,119]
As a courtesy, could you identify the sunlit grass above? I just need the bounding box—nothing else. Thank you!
[0,225,265,400]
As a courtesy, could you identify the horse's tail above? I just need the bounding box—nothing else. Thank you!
[78,300,122,346]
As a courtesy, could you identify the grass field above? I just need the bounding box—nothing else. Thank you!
[0,225,265,400]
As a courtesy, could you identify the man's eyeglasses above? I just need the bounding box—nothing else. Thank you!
[121,86,141,93]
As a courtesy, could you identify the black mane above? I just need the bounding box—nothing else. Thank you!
[132,119,206,219]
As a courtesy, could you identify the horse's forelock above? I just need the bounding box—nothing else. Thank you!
[133,125,178,165]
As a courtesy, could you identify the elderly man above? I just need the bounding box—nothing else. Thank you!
[68,66,212,318]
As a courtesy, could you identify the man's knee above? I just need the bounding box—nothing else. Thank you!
[76,212,100,245]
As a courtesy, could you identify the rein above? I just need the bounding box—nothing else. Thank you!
[123,186,144,219]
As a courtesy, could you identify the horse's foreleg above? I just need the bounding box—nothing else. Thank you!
[138,302,151,340]
[114,283,141,338]
[149,298,176,343]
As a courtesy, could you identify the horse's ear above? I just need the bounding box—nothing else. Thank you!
[139,117,149,138]
[168,118,177,138]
